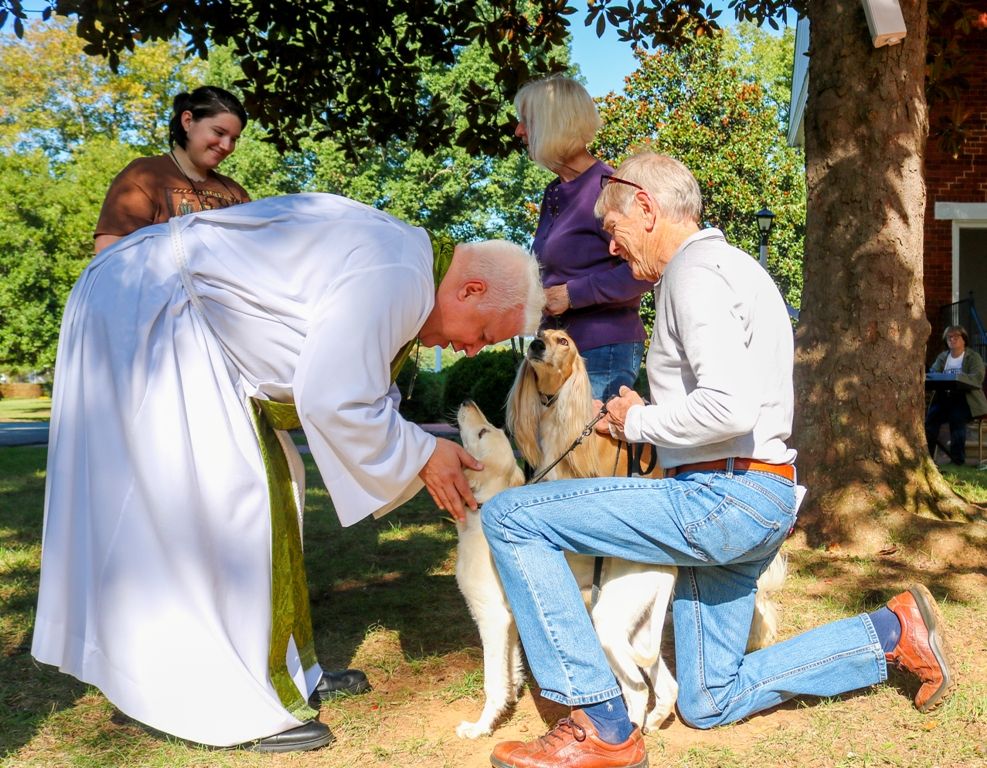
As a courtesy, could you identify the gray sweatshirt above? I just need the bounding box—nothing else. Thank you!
[623,229,797,469]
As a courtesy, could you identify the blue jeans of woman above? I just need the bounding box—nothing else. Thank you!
[581,341,645,401]
[480,466,887,728]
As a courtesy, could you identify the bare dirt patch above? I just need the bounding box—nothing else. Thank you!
[299,542,987,768]
[5,478,985,768]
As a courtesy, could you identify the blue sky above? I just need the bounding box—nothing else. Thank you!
[568,18,640,98]
[569,4,794,98]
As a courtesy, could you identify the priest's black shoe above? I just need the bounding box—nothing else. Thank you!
[308,668,371,707]
[244,720,334,753]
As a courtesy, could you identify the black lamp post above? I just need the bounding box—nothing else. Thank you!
[755,207,775,269]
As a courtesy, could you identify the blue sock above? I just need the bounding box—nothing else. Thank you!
[869,606,902,653]
[578,697,634,744]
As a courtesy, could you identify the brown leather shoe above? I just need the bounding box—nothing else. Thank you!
[489,708,647,768]
[885,584,956,713]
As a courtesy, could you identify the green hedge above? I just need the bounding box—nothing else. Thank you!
[438,349,521,428]
[397,346,648,425]
[395,350,519,427]
[394,366,446,424]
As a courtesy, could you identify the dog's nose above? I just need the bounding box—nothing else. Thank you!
[528,338,545,355]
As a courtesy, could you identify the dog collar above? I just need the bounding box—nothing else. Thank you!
[538,390,560,407]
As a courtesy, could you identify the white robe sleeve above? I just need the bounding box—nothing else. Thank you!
[293,258,436,527]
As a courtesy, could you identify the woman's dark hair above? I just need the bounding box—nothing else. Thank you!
[168,86,248,148]
[942,324,969,345]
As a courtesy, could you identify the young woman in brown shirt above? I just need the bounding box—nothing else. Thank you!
[94,86,250,253]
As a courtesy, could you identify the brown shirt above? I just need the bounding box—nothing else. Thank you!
[94,154,250,239]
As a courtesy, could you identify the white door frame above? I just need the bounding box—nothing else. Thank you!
[934,202,987,302]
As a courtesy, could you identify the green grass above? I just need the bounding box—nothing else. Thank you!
[939,463,987,503]
[2,445,986,768]
[0,398,51,422]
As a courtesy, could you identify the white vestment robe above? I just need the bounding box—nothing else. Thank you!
[31,194,438,746]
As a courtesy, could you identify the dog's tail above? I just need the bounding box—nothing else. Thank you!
[757,551,787,594]
[748,552,788,651]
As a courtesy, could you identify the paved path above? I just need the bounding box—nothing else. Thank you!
[418,423,460,439]
[0,421,50,447]
[0,421,458,449]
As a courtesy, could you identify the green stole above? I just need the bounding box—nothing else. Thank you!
[250,229,454,719]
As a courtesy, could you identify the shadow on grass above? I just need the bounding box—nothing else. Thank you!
[786,548,987,608]
[0,448,478,758]
[0,447,90,758]
[3,447,983,761]
[0,397,52,422]
[301,461,477,669]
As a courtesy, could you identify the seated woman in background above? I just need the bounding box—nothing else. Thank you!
[925,324,987,465]
[513,75,654,401]
[94,85,250,253]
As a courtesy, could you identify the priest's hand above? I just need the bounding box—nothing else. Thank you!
[419,437,482,521]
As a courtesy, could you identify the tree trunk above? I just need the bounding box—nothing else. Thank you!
[794,0,979,553]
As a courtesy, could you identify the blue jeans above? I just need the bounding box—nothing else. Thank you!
[925,391,971,464]
[480,467,887,728]
[581,342,645,401]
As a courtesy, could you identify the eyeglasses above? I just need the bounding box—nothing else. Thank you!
[600,173,645,192]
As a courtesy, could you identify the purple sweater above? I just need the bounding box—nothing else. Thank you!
[532,158,653,352]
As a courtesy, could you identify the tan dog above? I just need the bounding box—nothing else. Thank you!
[506,329,786,651]
[507,330,661,481]
[454,401,677,739]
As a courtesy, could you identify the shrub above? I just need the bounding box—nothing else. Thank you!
[442,349,521,428]
[395,366,445,424]
[634,366,651,401]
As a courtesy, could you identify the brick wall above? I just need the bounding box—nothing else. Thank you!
[923,26,987,357]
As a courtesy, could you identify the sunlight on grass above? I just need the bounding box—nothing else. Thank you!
[352,624,406,677]
[376,519,455,545]
[0,398,51,422]
[2,446,986,768]
[441,669,484,703]
[678,746,744,768]
[940,464,987,503]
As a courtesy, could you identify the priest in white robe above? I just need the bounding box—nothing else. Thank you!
[31,193,543,751]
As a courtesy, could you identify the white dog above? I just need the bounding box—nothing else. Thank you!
[454,400,678,739]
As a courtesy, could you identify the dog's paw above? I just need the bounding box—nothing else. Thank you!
[642,701,675,733]
[456,720,492,739]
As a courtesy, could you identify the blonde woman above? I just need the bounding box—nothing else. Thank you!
[514,75,653,400]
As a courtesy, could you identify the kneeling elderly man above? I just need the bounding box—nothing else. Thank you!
[481,153,955,768]
[32,193,543,752]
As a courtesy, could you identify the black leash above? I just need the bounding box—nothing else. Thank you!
[528,403,610,485]
[627,441,659,477]
[524,402,617,609]
[523,402,658,608]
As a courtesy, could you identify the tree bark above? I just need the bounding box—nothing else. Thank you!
[794,0,980,552]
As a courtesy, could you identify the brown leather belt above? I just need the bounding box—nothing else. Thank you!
[667,459,795,481]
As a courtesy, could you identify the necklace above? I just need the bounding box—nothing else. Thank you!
[169,150,240,215]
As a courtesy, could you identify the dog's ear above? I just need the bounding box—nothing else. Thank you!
[506,358,542,469]
[555,348,604,477]
[566,350,594,414]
